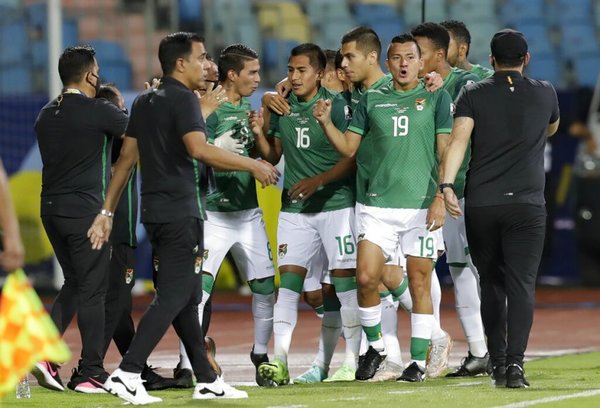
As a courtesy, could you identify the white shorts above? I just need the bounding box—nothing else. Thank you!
[434,228,445,253]
[277,207,357,271]
[202,209,275,281]
[302,246,330,292]
[356,204,439,262]
[442,198,470,265]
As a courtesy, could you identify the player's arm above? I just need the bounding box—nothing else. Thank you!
[249,107,283,165]
[289,157,356,200]
[313,99,361,157]
[0,159,24,272]
[88,136,139,250]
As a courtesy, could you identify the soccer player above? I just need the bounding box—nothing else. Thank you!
[314,33,453,382]
[175,43,277,387]
[89,32,278,404]
[412,22,490,377]
[440,20,494,80]
[321,49,345,93]
[252,43,360,386]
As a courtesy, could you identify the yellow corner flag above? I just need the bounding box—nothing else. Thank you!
[0,269,71,396]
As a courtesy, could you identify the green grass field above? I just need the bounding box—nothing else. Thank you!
[2,352,600,408]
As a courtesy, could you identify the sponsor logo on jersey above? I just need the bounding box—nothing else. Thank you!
[374,103,398,108]
[278,243,288,257]
[125,268,134,284]
[415,98,426,111]
[344,105,353,120]
[223,116,238,121]
[194,256,203,274]
[203,249,209,260]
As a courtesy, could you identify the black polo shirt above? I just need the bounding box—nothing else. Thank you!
[35,92,128,217]
[455,71,559,207]
[111,136,138,247]
[126,76,206,224]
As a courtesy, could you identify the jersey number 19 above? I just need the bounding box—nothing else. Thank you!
[392,115,409,137]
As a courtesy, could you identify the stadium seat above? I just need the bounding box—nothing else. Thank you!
[0,66,32,94]
[515,22,554,56]
[100,60,132,90]
[353,3,399,26]
[560,23,600,58]
[262,38,300,69]
[574,52,600,87]
[0,21,28,65]
[178,0,202,25]
[465,20,501,64]
[402,0,446,29]
[449,0,496,24]
[556,0,592,23]
[500,0,545,26]
[319,18,356,50]
[88,40,128,63]
[525,52,562,86]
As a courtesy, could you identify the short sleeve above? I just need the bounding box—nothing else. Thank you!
[548,84,560,123]
[454,86,473,120]
[174,91,205,139]
[435,89,454,134]
[268,111,281,138]
[330,93,351,132]
[347,93,369,136]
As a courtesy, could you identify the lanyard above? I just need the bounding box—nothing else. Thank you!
[56,88,85,107]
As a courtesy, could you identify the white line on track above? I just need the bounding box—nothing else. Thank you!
[493,389,600,408]
[447,381,484,387]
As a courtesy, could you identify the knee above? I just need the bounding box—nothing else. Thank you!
[303,290,323,309]
[356,268,380,292]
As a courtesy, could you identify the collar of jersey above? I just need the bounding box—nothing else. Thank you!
[389,81,425,96]
[289,86,327,107]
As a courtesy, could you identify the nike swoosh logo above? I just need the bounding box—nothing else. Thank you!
[199,387,225,397]
[88,377,104,388]
[112,376,137,396]
[45,363,58,377]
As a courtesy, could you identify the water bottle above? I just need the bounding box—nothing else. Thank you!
[16,374,31,399]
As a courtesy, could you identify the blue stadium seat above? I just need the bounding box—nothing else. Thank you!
[575,52,600,87]
[178,0,202,24]
[0,66,32,94]
[354,3,399,26]
[0,21,28,65]
[525,52,561,86]
[376,21,404,65]
[403,0,446,29]
[560,23,600,58]
[514,22,553,55]
[237,21,261,51]
[556,0,592,23]
[449,0,496,24]
[306,0,352,27]
[262,38,299,69]
[88,40,128,63]
[320,18,356,50]
[465,19,501,64]
[100,61,132,90]
[30,20,79,68]
[500,0,545,26]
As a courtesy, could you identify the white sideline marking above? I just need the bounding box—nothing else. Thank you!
[448,381,483,387]
[388,390,416,395]
[326,397,367,401]
[266,405,308,408]
[494,389,600,408]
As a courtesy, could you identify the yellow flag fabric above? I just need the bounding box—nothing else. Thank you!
[0,269,71,396]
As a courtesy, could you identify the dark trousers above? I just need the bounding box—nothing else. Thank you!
[41,215,109,375]
[103,244,136,357]
[465,204,546,368]
[120,217,216,383]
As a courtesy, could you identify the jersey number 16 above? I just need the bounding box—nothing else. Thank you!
[295,127,310,148]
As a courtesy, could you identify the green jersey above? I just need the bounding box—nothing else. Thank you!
[351,74,393,204]
[470,64,494,80]
[443,67,480,199]
[348,83,453,209]
[269,87,353,213]
[206,98,258,212]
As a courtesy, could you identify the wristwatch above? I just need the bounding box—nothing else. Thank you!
[439,183,455,194]
[100,208,114,218]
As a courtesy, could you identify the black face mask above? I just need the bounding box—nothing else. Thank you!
[88,72,101,97]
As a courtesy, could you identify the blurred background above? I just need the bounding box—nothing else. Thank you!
[1,0,599,292]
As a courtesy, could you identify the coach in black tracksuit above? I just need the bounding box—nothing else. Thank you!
[35,46,128,391]
[439,29,560,389]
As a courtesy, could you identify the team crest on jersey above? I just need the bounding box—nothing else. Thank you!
[152,256,159,272]
[278,244,288,257]
[203,249,209,260]
[344,105,353,120]
[194,256,203,274]
[415,98,426,111]
[125,268,134,284]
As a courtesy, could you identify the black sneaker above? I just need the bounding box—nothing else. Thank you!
[173,363,194,388]
[506,364,530,388]
[67,368,108,394]
[446,352,491,377]
[355,346,386,381]
[491,365,507,387]
[250,347,275,387]
[398,362,425,382]
[142,365,179,390]
[32,361,65,391]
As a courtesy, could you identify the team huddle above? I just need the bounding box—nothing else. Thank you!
[34,18,504,406]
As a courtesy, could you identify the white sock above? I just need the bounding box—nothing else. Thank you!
[252,292,274,355]
[359,304,385,352]
[273,288,300,365]
[411,313,434,369]
[313,310,342,372]
[337,289,362,369]
[381,294,402,366]
[430,272,446,344]
[179,289,209,370]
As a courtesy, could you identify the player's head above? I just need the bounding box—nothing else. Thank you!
[411,22,450,76]
[218,44,260,97]
[440,20,471,67]
[340,26,382,83]
[490,29,529,70]
[97,83,125,110]
[158,32,206,89]
[386,33,423,90]
[287,43,326,100]
[58,45,100,96]
[321,49,344,92]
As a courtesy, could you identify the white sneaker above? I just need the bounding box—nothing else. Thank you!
[104,369,162,405]
[426,331,453,378]
[368,360,404,382]
[193,376,248,399]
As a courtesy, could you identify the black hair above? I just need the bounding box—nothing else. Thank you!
[388,33,422,58]
[440,20,471,56]
[341,26,382,58]
[58,45,96,85]
[289,43,327,71]
[334,49,343,70]
[411,22,450,57]
[217,43,259,82]
[158,32,205,75]
[96,83,120,106]
[323,49,337,70]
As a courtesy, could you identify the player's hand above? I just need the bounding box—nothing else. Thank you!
[275,78,292,98]
[251,160,280,188]
[289,175,323,201]
[313,99,333,127]
[214,129,245,154]
[144,78,161,90]
[87,213,113,250]
[0,235,25,272]
[424,71,443,92]
[262,92,290,115]
[443,189,462,218]
[426,194,445,231]
[196,83,227,118]
[248,108,265,136]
